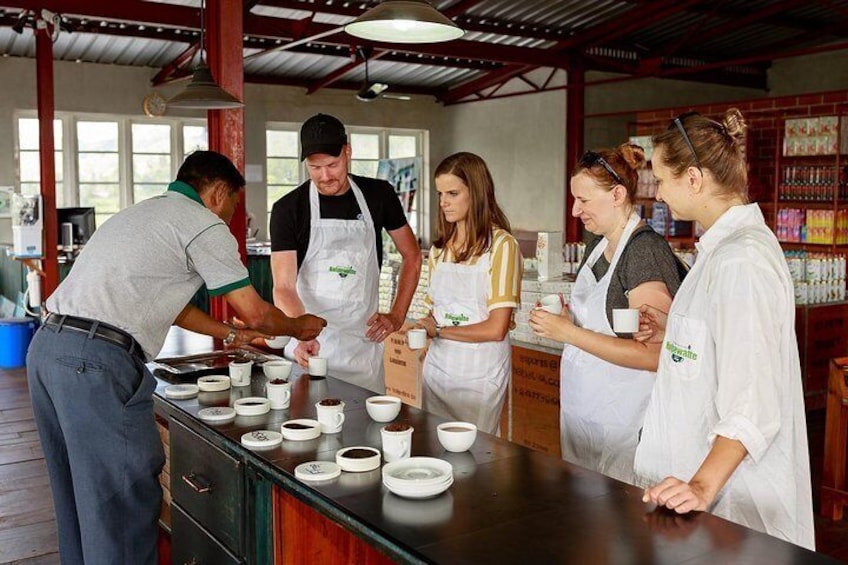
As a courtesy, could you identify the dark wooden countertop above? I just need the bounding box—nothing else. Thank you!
[153,328,835,564]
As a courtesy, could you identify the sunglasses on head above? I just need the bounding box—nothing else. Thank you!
[579,151,625,187]
[668,112,703,171]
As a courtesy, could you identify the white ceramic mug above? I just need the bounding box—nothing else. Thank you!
[612,308,640,333]
[308,356,328,377]
[381,425,413,463]
[265,379,291,410]
[263,359,293,381]
[407,328,427,350]
[538,294,563,315]
[228,360,254,387]
[315,400,345,433]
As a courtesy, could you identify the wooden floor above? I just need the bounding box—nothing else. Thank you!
[1,366,847,563]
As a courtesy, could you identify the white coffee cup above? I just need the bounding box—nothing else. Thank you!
[263,359,293,381]
[315,400,345,433]
[381,424,413,463]
[228,360,254,387]
[538,294,563,315]
[265,335,291,349]
[437,421,478,452]
[265,379,292,410]
[308,356,328,377]
[407,328,427,350]
[365,395,402,423]
[612,308,640,333]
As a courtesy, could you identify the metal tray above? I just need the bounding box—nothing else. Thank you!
[149,346,281,382]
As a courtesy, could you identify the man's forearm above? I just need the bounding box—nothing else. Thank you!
[273,286,307,318]
[389,256,421,323]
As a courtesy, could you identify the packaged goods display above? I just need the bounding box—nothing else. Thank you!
[776,208,848,244]
[782,116,842,156]
[784,251,846,305]
[778,165,848,201]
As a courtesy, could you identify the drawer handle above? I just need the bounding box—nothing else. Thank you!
[181,472,213,494]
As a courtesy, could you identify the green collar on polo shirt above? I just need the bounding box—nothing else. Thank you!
[167,181,206,207]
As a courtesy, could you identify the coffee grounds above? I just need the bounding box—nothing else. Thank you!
[319,398,341,406]
[269,379,288,385]
[342,448,377,459]
[384,423,411,432]
[283,423,313,430]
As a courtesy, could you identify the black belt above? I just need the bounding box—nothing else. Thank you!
[44,313,144,360]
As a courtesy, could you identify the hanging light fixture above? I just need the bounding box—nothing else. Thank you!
[168,0,243,109]
[345,0,464,44]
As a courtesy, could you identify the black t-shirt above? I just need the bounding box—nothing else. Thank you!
[269,175,409,270]
[578,225,686,334]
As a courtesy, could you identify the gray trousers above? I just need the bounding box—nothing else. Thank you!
[27,324,164,565]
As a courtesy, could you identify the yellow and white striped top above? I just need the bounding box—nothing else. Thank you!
[426,228,523,311]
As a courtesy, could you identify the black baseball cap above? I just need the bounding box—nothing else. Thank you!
[300,113,348,161]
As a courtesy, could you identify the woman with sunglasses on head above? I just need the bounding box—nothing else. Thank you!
[416,152,522,434]
[529,143,685,485]
[634,109,814,549]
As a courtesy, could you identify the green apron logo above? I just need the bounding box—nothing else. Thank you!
[665,341,698,363]
[444,312,469,326]
[329,266,357,279]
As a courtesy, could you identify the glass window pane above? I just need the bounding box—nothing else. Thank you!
[56,183,64,208]
[351,160,378,177]
[350,133,379,159]
[79,183,120,213]
[77,121,119,151]
[55,151,64,182]
[132,123,171,153]
[267,184,296,207]
[388,135,416,158]
[267,130,299,157]
[184,126,208,153]
[133,154,171,183]
[267,158,299,185]
[18,118,62,150]
[20,182,39,196]
[78,153,119,182]
[20,151,41,182]
[134,183,167,203]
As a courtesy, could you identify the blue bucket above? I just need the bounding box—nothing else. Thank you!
[0,317,38,369]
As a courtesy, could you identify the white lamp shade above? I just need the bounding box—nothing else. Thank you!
[345,0,464,44]
[168,65,244,109]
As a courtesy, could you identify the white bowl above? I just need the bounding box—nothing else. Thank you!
[437,422,478,452]
[233,397,271,416]
[265,335,291,349]
[197,375,231,392]
[365,395,402,423]
[262,359,293,380]
[336,446,381,473]
[280,419,322,441]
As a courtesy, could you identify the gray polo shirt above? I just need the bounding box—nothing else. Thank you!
[46,181,250,360]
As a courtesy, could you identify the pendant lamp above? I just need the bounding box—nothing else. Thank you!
[168,0,243,109]
[345,0,464,44]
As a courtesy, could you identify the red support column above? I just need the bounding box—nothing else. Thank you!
[565,58,585,243]
[36,26,59,299]
[206,0,245,322]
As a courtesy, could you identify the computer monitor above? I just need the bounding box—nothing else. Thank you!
[57,207,96,247]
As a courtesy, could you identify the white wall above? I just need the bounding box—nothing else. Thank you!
[768,50,848,96]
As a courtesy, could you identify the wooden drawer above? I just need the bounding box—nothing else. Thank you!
[172,503,241,565]
[170,419,244,556]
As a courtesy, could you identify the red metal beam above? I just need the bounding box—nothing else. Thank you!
[151,42,199,87]
[565,58,584,244]
[685,0,809,48]
[35,26,58,299]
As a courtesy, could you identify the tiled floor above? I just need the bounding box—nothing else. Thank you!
[1,365,847,562]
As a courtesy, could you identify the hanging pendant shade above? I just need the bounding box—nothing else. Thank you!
[345,0,464,44]
[168,65,243,109]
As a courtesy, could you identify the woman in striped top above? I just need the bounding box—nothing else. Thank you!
[417,152,522,434]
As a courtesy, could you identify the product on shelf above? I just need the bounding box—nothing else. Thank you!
[784,251,846,305]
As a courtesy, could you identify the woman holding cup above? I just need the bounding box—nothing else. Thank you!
[633,110,813,549]
[529,143,684,485]
[416,152,522,434]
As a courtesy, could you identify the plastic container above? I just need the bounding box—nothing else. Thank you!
[0,317,38,369]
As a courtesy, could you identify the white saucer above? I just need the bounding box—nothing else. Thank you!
[164,384,199,400]
[197,375,231,392]
[241,430,282,449]
[197,406,236,424]
[295,461,341,482]
[281,419,322,441]
[383,476,453,499]
[234,397,271,416]
[382,457,453,489]
[336,446,381,473]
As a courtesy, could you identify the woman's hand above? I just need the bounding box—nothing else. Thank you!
[417,314,438,338]
[528,306,574,344]
[633,304,668,344]
[642,476,712,514]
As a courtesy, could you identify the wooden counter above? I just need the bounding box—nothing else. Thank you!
[152,329,830,565]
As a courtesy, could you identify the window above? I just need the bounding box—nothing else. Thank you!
[184,125,208,154]
[77,120,120,227]
[17,118,64,208]
[266,129,300,227]
[132,123,172,204]
[350,133,380,177]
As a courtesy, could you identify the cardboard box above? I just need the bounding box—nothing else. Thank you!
[536,231,563,281]
[383,324,427,408]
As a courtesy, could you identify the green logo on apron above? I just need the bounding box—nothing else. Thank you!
[329,266,357,279]
[444,312,469,326]
[665,341,698,363]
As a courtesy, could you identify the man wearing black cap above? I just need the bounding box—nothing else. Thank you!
[269,113,421,393]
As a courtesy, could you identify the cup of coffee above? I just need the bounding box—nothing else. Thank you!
[437,421,478,452]
[612,308,640,333]
[365,395,402,422]
[265,335,291,349]
[308,356,328,377]
[407,328,427,350]
[262,359,293,381]
[315,399,345,433]
[538,294,563,315]
[381,423,413,463]
[228,360,253,387]
[265,378,291,410]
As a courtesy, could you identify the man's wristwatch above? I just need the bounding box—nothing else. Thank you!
[435,325,442,338]
[223,328,238,346]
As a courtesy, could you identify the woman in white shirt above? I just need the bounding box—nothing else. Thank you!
[635,108,814,549]
[417,152,522,434]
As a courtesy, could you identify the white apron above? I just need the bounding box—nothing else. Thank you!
[284,178,384,393]
[560,213,654,485]
[422,248,511,434]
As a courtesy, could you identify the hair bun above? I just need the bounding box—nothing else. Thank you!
[723,108,748,145]
[618,143,647,171]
